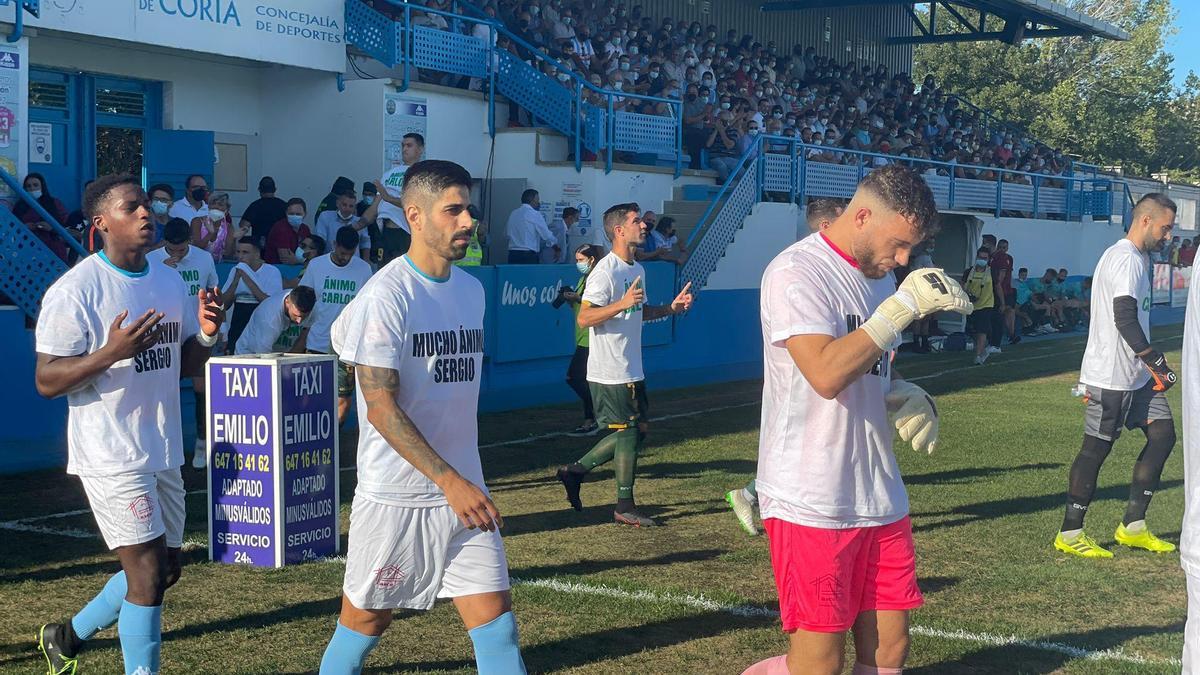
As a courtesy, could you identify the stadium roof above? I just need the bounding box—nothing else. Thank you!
[759,1,1130,45]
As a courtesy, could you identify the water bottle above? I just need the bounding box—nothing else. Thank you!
[1071,383,1087,398]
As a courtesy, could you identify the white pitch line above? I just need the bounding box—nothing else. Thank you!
[512,577,1181,667]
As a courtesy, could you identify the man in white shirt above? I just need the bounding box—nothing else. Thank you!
[506,189,558,264]
[315,191,371,261]
[377,132,425,235]
[35,174,223,675]
[300,226,374,423]
[724,198,846,536]
[318,160,526,674]
[167,173,209,223]
[1055,193,1179,559]
[233,286,316,356]
[1181,230,1200,669]
[147,218,221,469]
[554,202,694,527]
[743,165,971,675]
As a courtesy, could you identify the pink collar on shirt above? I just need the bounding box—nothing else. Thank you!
[820,232,860,269]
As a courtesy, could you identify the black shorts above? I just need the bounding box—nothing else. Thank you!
[1004,289,1016,306]
[968,307,997,334]
[589,381,650,429]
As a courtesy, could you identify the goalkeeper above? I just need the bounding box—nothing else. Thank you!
[742,165,972,675]
[1054,193,1180,560]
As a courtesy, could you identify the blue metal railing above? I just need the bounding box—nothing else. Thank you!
[344,0,683,176]
[679,133,1132,291]
[0,165,84,318]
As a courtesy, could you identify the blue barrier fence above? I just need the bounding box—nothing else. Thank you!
[679,133,1133,291]
[0,166,87,318]
[344,0,684,176]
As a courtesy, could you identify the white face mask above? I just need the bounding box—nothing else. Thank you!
[208,209,225,222]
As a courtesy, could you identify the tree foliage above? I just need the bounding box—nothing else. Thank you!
[914,0,1199,180]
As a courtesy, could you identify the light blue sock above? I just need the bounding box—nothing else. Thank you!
[319,622,381,675]
[117,601,161,675]
[468,611,526,675]
[71,571,127,640]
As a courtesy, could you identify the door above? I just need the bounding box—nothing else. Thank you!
[28,69,82,211]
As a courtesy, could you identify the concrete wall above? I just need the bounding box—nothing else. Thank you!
[705,202,802,291]
[980,216,1126,277]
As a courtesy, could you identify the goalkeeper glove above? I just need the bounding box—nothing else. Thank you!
[886,380,939,455]
[863,268,973,351]
[1140,349,1177,392]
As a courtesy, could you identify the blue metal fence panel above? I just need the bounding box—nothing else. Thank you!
[581,101,606,153]
[762,152,791,192]
[1039,186,1067,215]
[954,178,998,211]
[612,110,676,154]
[804,161,858,199]
[1002,183,1036,213]
[680,162,758,292]
[0,208,68,318]
[495,51,573,136]
[412,25,487,78]
[345,0,397,67]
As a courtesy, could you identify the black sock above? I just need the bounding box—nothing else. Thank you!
[567,462,588,476]
[1123,420,1176,525]
[1063,434,1114,531]
[64,620,84,655]
[615,498,636,513]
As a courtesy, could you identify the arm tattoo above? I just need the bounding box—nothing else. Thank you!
[357,365,454,481]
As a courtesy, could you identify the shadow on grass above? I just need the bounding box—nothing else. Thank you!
[918,576,959,596]
[907,621,1184,674]
[911,480,1184,534]
[362,610,773,675]
[905,463,1063,487]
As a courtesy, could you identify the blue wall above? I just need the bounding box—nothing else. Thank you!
[2,263,763,474]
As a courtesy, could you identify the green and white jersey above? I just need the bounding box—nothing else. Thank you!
[582,252,645,385]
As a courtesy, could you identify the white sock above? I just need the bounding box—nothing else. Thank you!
[1060,528,1083,540]
[742,488,757,506]
[1124,520,1146,533]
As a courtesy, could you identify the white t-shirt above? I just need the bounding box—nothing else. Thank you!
[583,252,645,384]
[332,256,486,505]
[168,198,208,223]
[1079,239,1151,391]
[147,245,219,297]
[314,210,371,252]
[234,290,311,355]
[377,163,409,232]
[300,253,374,353]
[756,235,906,529]
[36,254,199,476]
[221,261,284,305]
[1180,266,1200,576]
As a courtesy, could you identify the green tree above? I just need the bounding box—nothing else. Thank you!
[914,0,1192,177]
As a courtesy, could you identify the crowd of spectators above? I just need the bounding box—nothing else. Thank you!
[362,0,1078,184]
[1159,235,1196,267]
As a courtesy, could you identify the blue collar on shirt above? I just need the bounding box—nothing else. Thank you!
[404,255,449,283]
[97,250,149,277]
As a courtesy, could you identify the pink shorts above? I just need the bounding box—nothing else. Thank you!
[764,516,923,633]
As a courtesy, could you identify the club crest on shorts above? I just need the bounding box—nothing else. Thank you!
[373,564,407,589]
[128,495,154,523]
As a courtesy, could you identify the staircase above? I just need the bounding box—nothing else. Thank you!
[0,167,85,319]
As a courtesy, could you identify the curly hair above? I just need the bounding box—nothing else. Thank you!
[858,164,939,238]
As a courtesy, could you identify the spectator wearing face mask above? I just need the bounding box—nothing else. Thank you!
[559,243,606,437]
[171,173,210,224]
[190,191,239,262]
[356,182,377,217]
[146,183,175,248]
[648,216,688,265]
[315,191,371,262]
[964,247,997,365]
[266,197,313,265]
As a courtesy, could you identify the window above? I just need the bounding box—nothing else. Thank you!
[30,81,68,110]
[215,142,248,193]
[95,88,146,117]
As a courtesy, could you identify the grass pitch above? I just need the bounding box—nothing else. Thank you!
[0,326,1188,674]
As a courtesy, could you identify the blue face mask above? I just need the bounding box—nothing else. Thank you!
[975,257,988,268]
[287,214,304,227]
[576,261,590,273]
[364,196,375,206]
[151,200,170,216]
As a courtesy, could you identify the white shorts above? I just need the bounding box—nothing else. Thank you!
[78,468,186,550]
[342,493,510,610]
